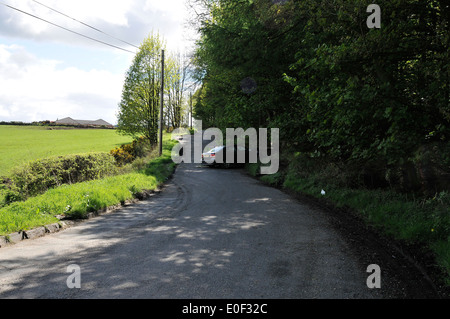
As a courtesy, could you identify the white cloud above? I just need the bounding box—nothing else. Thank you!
[0,0,194,51]
[0,44,123,124]
[145,0,187,20]
[58,0,133,26]
[2,0,133,31]
[0,1,199,124]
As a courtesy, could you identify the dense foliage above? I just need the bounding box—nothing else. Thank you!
[110,136,150,166]
[191,0,450,194]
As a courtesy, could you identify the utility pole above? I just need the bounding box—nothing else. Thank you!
[159,49,165,156]
[190,91,193,130]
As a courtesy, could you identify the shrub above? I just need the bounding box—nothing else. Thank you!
[110,136,150,166]
[5,152,117,202]
[110,144,134,166]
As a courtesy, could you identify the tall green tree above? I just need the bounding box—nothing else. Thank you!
[165,53,189,129]
[191,0,450,190]
[117,32,166,146]
[284,0,450,169]
[191,0,300,130]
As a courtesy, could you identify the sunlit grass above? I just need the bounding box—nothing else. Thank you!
[0,125,132,176]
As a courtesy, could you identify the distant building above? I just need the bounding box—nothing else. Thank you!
[55,117,113,128]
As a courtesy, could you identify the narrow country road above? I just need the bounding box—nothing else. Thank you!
[0,135,438,299]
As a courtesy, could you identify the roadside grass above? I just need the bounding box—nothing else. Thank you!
[0,136,178,236]
[0,125,132,176]
[247,159,450,286]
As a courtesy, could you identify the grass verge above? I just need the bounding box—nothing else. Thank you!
[0,138,177,236]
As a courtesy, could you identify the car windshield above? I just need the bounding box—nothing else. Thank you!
[209,146,224,153]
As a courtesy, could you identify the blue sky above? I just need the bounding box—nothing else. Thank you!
[0,0,197,125]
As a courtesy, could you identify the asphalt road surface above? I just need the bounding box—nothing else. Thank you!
[0,134,440,299]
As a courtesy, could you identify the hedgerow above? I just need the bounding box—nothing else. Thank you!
[4,152,117,203]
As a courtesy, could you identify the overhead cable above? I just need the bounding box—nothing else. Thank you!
[0,1,136,54]
[32,0,140,49]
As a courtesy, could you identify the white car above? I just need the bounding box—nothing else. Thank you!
[201,145,255,168]
[201,146,224,166]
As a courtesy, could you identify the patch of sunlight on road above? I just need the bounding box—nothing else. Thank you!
[244,197,270,203]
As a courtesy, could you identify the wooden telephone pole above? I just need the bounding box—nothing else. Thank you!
[159,49,165,156]
[190,92,193,130]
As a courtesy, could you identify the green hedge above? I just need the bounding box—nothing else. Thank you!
[4,152,117,202]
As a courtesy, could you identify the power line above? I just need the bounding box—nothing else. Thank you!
[32,0,140,49]
[0,1,136,54]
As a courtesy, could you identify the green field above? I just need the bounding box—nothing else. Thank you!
[0,125,132,176]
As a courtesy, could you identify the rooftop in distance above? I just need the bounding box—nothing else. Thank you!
[55,117,113,127]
